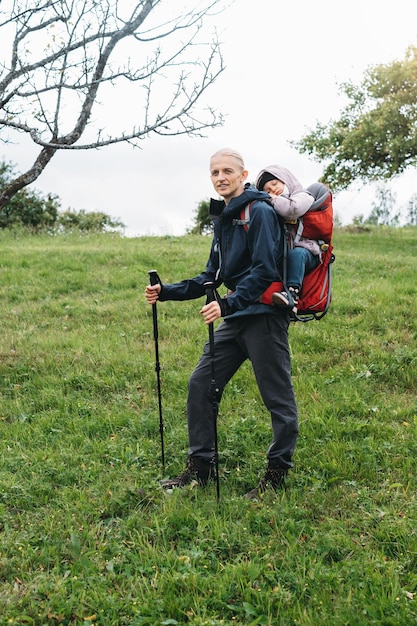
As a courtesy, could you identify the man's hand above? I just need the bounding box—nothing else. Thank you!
[145,283,161,304]
[200,300,221,324]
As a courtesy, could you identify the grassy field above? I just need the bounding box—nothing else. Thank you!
[0,226,416,625]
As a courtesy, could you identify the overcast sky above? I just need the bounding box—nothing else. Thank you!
[3,0,417,235]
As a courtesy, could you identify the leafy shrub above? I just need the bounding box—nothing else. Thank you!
[188,198,212,235]
[0,162,59,231]
[57,209,124,233]
[0,161,124,233]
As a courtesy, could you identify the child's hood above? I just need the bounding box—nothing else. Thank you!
[256,165,303,195]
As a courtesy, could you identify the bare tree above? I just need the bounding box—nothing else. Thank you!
[405,193,417,226]
[0,0,227,208]
[366,185,400,226]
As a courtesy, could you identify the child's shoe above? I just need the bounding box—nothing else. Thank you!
[272,287,299,313]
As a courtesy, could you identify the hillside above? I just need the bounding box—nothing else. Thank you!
[0,227,416,625]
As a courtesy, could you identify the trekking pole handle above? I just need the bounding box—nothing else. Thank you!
[148,269,161,287]
[148,270,160,341]
[204,281,215,304]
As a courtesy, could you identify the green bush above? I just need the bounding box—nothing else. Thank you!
[188,198,212,235]
[0,161,124,233]
[57,208,124,233]
[0,162,59,231]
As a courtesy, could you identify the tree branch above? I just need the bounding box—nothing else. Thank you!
[0,0,227,207]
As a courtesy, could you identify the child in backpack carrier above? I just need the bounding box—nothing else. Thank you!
[256,165,321,313]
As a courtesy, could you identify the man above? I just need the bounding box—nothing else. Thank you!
[145,148,298,498]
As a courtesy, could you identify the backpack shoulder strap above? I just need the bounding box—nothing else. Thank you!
[294,219,305,244]
[306,182,331,210]
[233,202,253,232]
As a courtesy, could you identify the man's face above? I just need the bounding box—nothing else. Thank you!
[210,155,248,203]
[263,179,285,197]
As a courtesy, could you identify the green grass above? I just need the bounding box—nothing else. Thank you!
[0,227,416,625]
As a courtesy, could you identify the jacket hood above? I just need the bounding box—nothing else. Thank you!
[256,165,303,195]
[209,184,270,219]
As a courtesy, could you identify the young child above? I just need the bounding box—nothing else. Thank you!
[256,165,321,313]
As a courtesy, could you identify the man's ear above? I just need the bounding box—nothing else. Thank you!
[241,169,249,182]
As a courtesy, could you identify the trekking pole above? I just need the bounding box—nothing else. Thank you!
[148,269,165,475]
[204,282,221,503]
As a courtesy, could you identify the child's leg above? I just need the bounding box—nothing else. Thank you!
[287,247,319,289]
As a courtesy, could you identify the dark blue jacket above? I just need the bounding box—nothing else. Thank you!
[159,184,285,319]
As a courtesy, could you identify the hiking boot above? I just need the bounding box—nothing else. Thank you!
[272,287,299,313]
[244,467,288,500]
[160,456,215,489]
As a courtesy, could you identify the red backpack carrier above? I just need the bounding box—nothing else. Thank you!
[292,182,334,321]
[239,182,335,322]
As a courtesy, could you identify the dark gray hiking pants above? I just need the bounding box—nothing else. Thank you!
[187,313,298,471]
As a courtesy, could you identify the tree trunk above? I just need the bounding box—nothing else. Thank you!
[0,146,57,209]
